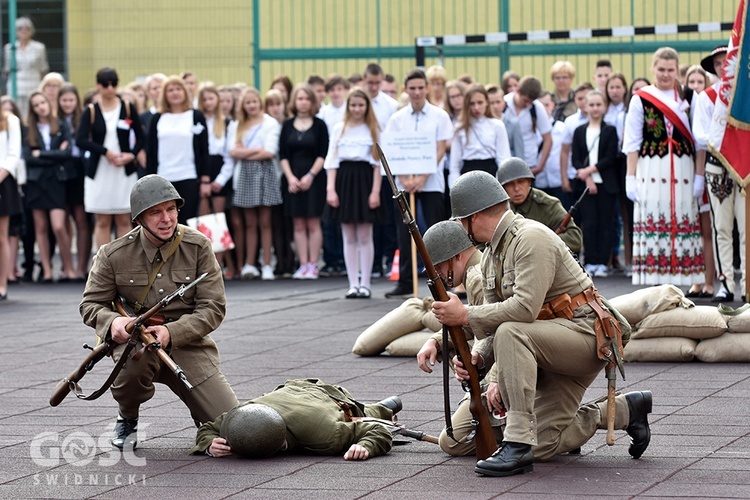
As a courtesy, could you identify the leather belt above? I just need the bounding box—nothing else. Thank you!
[537,286,599,321]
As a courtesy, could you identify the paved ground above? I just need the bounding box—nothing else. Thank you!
[0,273,749,499]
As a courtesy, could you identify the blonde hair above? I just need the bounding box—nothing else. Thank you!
[550,60,576,80]
[264,88,287,122]
[39,72,65,91]
[158,76,192,113]
[686,65,709,91]
[426,65,447,83]
[653,47,679,66]
[198,85,226,139]
[236,87,264,139]
[338,88,380,160]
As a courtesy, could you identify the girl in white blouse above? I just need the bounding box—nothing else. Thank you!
[230,87,282,281]
[324,88,382,298]
[0,104,22,299]
[449,85,511,188]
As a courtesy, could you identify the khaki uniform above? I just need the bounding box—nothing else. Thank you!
[467,212,629,461]
[429,252,506,455]
[512,187,582,253]
[80,225,238,424]
[191,378,393,457]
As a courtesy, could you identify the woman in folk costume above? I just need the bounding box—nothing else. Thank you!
[623,47,705,285]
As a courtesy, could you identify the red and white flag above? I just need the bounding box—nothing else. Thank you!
[709,0,750,187]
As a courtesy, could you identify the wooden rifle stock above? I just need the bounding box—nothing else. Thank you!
[555,186,589,234]
[376,144,496,460]
[49,341,112,406]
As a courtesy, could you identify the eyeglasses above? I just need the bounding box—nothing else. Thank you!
[99,81,117,88]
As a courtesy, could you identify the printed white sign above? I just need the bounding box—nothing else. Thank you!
[380,131,438,176]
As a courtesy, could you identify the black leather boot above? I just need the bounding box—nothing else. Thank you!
[377,396,402,416]
[112,415,138,450]
[474,442,534,476]
[624,391,652,459]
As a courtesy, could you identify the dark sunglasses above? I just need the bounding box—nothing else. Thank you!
[98,81,117,88]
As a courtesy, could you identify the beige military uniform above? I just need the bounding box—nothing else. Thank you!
[467,212,629,461]
[512,187,582,253]
[80,225,238,425]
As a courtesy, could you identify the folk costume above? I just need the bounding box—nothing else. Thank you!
[623,86,703,286]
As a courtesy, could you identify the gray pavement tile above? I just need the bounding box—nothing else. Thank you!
[143,472,277,488]
[688,457,750,470]
[0,480,117,499]
[227,489,372,499]
[642,482,750,498]
[669,468,750,484]
[252,473,399,490]
[91,485,244,499]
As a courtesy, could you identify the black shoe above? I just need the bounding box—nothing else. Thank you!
[385,283,412,299]
[377,396,402,415]
[568,447,581,455]
[712,290,734,303]
[112,415,138,450]
[624,391,652,459]
[356,287,371,299]
[475,442,534,477]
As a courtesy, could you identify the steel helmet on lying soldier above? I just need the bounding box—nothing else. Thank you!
[424,220,474,265]
[219,404,287,458]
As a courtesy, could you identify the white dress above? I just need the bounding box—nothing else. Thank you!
[84,104,137,214]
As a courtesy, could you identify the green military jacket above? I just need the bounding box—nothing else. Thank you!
[79,225,226,385]
[467,212,596,382]
[191,379,393,457]
[512,187,582,253]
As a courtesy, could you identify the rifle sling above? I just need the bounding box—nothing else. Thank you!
[69,332,141,401]
[442,324,478,444]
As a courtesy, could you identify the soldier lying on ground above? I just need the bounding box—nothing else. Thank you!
[191,378,402,460]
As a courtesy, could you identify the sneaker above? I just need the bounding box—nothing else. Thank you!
[346,286,359,299]
[261,265,275,281]
[241,264,260,280]
[594,265,610,278]
[303,263,319,280]
[625,265,633,278]
[712,288,735,303]
[292,266,306,280]
[584,264,598,276]
[112,415,138,450]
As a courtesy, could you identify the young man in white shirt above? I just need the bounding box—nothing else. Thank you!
[364,63,401,278]
[503,76,552,177]
[383,69,453,297]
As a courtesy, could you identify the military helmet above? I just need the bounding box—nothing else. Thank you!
[496,157,535,185]
[424,221,473,264]
[450,170,509,219]
[219,404,286,458]
[130,174,185,222]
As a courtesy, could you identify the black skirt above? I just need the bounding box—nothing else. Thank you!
[208,154,233,198]
[24,168,66,210]
[0,174,22,216]
[461,158,498,177]
[327,161,385,224]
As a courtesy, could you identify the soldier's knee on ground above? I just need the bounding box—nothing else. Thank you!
[438,428,475,456]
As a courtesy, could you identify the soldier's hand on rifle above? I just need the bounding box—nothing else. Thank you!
[431,292,468,327]
[110,316,133,344]
[343,444,370,461]
[484,382,504,414]
[144,324,171,349]
[453,352,483,382]
[417,338,439,373]
[208,437,232,458]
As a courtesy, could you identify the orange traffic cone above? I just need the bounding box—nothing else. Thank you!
[389,250,400,281]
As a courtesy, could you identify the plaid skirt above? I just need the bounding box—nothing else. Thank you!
[233,159,282,208]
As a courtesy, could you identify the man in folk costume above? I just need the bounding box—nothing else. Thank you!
[693,46,745,303]
[623,47,705,286]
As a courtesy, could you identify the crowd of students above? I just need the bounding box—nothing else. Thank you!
[0,45,741,302]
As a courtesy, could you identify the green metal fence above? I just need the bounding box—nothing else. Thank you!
[253,0,736,90]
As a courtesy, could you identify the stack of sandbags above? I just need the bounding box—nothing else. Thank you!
[694,305,750,362]
[352,297,441,356]
[626,305,727,362]
[609,285,702,362]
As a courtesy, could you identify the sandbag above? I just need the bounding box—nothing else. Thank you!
[695,333,750,362]
[608,284,693,325]
[623,337,697,362]
[385,331,435,357]
[421,309,442,332]
[352,297,430,356]
[632,305,727,340]
[726,309,750,333]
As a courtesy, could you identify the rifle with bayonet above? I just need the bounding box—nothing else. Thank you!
[376,143,496,460]
[49,273,207,406]
[555,186,589,234]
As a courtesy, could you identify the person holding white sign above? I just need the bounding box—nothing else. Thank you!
[383,69,453,299]
[448,85,510,188]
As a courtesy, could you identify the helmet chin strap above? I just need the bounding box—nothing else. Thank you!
[466,216,478,246]
[138,218,177,244]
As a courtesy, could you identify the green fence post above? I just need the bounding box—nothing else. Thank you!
[253,0,261,90]
[8,0,17,100]
[500,0,510,77]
